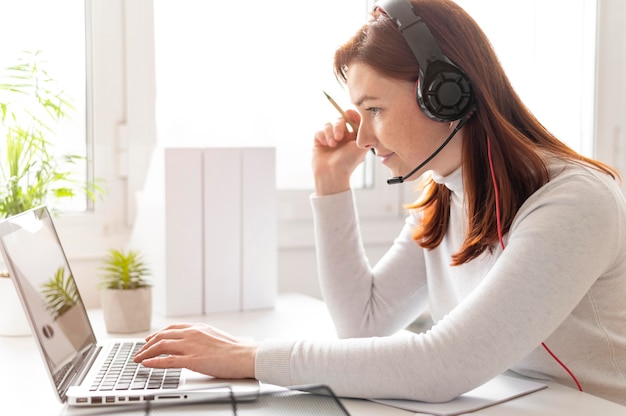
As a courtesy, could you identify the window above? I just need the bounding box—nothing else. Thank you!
[150,0,410,226]
[153,0,369,190]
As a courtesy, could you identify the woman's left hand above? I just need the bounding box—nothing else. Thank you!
[133,323,260,379]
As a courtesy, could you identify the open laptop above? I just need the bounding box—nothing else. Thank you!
[0,206,260,407]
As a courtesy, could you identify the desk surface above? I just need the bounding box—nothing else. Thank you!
[1,293,624,416]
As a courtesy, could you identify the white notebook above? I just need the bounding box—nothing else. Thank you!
[372,374,547,416]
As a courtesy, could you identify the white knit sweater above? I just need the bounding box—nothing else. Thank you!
[255,160,626,405]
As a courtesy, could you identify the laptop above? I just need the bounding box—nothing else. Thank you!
[0,206,260,407]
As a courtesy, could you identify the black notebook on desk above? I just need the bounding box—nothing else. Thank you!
[0,206,260,407]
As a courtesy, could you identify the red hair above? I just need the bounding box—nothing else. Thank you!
[334,0,620,265]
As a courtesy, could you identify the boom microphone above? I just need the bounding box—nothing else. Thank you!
[386,116,469,185]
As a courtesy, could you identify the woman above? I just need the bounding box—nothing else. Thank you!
[135,0,626,404]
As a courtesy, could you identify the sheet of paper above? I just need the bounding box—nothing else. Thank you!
[372,374,547,416]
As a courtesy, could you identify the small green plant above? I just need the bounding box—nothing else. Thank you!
[0,50,103,218]
[41,266,79,320]
[99,249,151,290]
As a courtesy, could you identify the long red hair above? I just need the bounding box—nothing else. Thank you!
[334,0,620,265]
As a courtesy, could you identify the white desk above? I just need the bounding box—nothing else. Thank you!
[1,293,624,415]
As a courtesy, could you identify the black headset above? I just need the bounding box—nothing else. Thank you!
[373,0,475,122]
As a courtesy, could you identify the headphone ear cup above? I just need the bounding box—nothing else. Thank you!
[417,60,475,122]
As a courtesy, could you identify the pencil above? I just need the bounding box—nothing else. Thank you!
[323,91,359,132]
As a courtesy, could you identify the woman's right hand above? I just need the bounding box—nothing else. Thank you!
[312,109,367,196]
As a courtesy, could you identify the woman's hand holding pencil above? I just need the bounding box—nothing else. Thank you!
[313,92,369,196]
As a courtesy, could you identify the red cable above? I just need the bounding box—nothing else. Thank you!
[541,342,583,391]
[486,137,583,392]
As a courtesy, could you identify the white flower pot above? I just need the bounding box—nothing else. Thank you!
[0,276,32,337]
[101,287,152,334]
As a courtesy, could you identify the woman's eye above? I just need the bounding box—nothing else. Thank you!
[366,107,381,116]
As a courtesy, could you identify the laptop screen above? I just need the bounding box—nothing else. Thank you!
[0,206,96,396]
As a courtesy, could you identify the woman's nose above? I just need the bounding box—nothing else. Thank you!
[355,124,376,151]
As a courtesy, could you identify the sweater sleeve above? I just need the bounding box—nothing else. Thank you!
[310,190,429,337]
[256,167,626,402]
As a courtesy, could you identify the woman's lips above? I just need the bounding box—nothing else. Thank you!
[378,151,394,164]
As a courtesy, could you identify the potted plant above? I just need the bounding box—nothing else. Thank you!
[0,51,103,336]
[40,266,91,349]
[99,248,152,333]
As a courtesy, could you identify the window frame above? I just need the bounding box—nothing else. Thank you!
[55,0,135,255]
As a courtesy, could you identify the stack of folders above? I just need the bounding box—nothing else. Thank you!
[130,146,277,318]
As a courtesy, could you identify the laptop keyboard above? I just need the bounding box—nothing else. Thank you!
[90,342,182,392]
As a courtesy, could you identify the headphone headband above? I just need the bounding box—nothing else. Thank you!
[373,0,475,122]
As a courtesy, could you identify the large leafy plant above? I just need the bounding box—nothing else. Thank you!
[0,50,102,218]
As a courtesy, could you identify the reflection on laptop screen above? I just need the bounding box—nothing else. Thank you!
[0,207,96,392]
